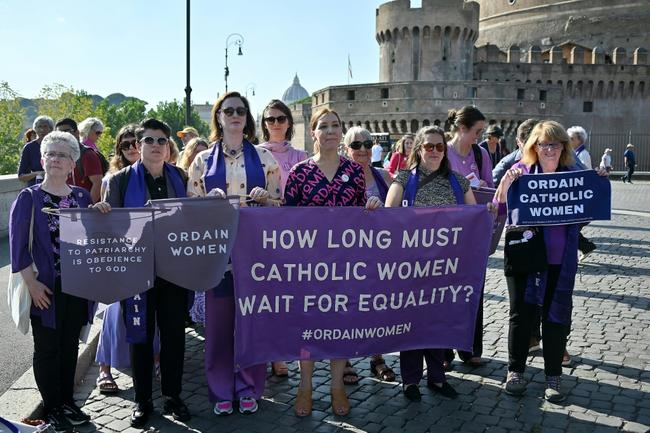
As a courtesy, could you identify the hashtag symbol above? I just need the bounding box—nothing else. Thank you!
[302,330,312,341]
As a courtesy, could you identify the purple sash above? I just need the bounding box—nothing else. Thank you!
[403,168,464,206]
[370,167,389,202]
[204,140,266,193]
[123,160,187,343]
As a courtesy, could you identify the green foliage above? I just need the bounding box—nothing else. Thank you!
[0,82,27,175]
[147,100,210,145]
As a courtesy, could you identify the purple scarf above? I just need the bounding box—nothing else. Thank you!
[204,140,266,194]
[370,167,389,202]
[123,160,187,343]
[403,168,464,206]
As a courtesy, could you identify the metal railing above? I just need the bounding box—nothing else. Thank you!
[589,133,649,171]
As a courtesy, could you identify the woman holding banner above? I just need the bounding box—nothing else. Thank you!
[284,108,381,417]
[9,131,95,432]
[385,125,475,401]
[495,121,607,402]
[186,91,282,416]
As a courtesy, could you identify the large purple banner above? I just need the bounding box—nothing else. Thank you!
[232,205,493,369]
[59,208,155,303]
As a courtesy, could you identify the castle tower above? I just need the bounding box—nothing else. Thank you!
[376,0,480,83]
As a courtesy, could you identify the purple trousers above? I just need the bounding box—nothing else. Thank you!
[400,348,446,385]
[204,273,266,402]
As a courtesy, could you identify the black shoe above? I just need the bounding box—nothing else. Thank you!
[61,402,90,426]
[403,384,421,401]
[163,396,191,422]
[427,381,458,399]
[46,407,74,433]
[130,401,153,428]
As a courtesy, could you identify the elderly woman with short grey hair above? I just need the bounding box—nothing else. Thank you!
[10,131,98,431]
[18,115,55,185]
[78,117,105,151]
[567,126,591,169]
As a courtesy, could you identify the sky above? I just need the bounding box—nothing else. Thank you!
[0,0,398,118]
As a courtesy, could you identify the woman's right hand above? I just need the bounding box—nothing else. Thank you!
[92,201,112,213]
[207,188,226,199]
[27,280,53,309]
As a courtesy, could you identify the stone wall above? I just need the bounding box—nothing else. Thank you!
[0,175,23,238]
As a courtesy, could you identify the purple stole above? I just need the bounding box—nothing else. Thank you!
[523,163,580,326]
[204,140,266,194]
[123,160,187,344]
[402,168,464,207]
[369,167,389,202]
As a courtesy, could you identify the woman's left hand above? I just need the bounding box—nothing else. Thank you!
[91,201,112,213]
[249,187,270,204]
[486,202,498,216]
[596,167,609,177]
[365,196,383,210]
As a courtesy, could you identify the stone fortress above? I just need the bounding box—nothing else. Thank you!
[289,0,649,167]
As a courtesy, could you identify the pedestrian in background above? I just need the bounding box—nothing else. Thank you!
[622,143,636,183]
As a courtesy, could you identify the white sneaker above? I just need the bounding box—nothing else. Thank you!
[238,397,258,414]
[213,401,233,416]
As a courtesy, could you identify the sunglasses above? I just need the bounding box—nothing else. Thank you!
[95,130,103,135]
[264,115,288,125]
[141,136,169,146]
[57,128,75,134]
[423,142,445,152]
[119,139,137,150]
[537,142,562,150]
[349,140,373,150]
[221,107,247,117]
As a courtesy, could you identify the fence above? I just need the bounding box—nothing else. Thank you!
[589,133,649,171]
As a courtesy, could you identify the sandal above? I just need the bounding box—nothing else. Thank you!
[272,361,289,377]
[330,387,350,416]
[562,350,572,367]
[343,361,360,385]
[96,371,119,394]
[294,387,312,417]
[370,357,396,382]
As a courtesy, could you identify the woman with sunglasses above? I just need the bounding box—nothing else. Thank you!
[342,126,396,383]
[387,134,414,178]
[284,108,381,417]
[187,91,281,416]
[385,125,476,402]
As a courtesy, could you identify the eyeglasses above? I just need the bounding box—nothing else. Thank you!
[264,115,288,125]
[423,143,445,152]
[44,151,71,160]
[141,136,169,146]
[537,142,562,150]
[95,130,103,136]
[348,140,373,150]
[119,139,137,150]
[221,107,247,117]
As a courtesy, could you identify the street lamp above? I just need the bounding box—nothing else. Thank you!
[184,0,191,125]
[224,33,244,93]
[245,82,256,99]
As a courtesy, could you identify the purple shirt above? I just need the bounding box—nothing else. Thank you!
[447,144,494,188]
[257,141,308,196]
[17,139,43,186]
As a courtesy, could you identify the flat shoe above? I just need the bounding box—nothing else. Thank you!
[428,381,458,399]
[330,387,350,416]
[294,388,312,417]
[403,384,421,401]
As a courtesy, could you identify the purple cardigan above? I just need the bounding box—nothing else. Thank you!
[9,184,95,329]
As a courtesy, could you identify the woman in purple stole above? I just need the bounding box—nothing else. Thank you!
[10,131,96,432]
[385,126,476,402]
[186,91,282,416]
[495,121,608,403]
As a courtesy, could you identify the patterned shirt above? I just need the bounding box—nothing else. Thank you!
[41,190,80,278]
[284,157,367,207]
[394,168,470,207]
[187,145,282,204]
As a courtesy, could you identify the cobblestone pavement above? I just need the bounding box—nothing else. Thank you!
[63,209,650,433]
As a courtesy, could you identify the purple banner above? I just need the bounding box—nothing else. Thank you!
[150,197,239,291]
[232,205,492,369]
[59,208,155,303]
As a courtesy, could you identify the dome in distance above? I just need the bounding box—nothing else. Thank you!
[282,74,309,104]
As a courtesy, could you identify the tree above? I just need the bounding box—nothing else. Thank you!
[99,98,147,136]
[0,82,26,175]
[147,100,210,146]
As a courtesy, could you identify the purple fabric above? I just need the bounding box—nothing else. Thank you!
[257,141,307,195]
[231,205,492,369]
[205,273,265,402]
[17,139,43,186]
[9,185,94,329]
[447,144,494,188]
[204,140,266,195]
[369,167,389,202]
[544,225,567,264]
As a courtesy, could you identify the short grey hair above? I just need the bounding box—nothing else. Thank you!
[40,131,81,162]
[343,126,372,146]
[33,115,54,130]
[567,126,587,145]
[78,117,104,139]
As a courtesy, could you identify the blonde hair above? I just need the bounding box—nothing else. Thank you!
[168,137,180,164]
[394,134,414,156]
[177,137,210,170]
[521,121,575,167]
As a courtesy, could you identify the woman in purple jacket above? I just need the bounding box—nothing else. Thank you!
[10,131,96,432]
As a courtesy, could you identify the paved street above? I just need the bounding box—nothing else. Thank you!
[2,180,649,432]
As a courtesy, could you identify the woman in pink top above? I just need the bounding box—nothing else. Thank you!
[387,134,414,178]
[257,99,308,195]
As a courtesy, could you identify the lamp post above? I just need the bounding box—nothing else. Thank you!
[184,0,191,126]
[245,82,256,99]
[224,33,244,93]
